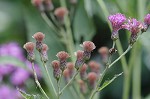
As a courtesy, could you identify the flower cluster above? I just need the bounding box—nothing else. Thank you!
[108,13,150,45]
[0,42,41,99]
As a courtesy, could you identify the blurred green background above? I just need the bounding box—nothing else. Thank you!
[0,0,150,99]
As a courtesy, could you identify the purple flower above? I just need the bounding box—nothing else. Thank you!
[0,64,16,76]
[108,13,126,40]
[122,18,142,45]
[10,68,30,86]
[144,14,150,26]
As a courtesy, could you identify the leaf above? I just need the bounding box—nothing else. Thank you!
[0,56,26,69]
[18,88,43,99]
[98,72,123,91]
[73,0,95,44]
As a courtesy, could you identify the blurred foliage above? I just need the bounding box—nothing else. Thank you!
[0,0,150,99]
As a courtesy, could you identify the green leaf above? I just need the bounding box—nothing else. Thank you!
[98,72,123,91]
[73,0,95,44]
[18,88,43,99]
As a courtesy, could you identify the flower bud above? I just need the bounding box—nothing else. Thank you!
[80,64,87,80]
[81,41,96,61]
[78,80,87,94]
[108,13,126,41]
[43,0,54,11]
[52,60,62,81]
[23,42,35,62]
[31,0,44,12]
[98,47,109,63]
[67,62,74,77]
[88,61,100,75]
[141,14,150,32]
[32,32,45,52]
[54,7,68,24]
[63,68,70,83]
[41,44,49,63]
[75,50,84,70]
[56,51,70,71]
[87,72,97,89]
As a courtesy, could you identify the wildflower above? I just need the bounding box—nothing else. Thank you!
[78,80,87,94]
[52,60,62,81]
[23,42,35,62]
[63,69,70,83]
[81,41,96,61]
[142,14,150,32]
[80,64,87,80]
[122,18,142,45]
[87,72,97,89]
[67,62,74,77]
[56,51,69,71]
[43,0,54,11]
[54,7,68,24]
[32,32,45,52]
[31,0,44,12]
[108,13,126,41]
[88,61,100,75]
[75,50,84,70]
[41,44,48,63]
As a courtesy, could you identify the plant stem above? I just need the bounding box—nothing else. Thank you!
[31,62,49,99]
[109,45,132,68]
[57,79,61,99]
[59,69,79,95]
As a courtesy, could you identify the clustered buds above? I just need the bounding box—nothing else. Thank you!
[32,0,54,12]
[108,13,126,41]
[54,7,68,24]
[81,41,96,61]
[23,42,35,62]
[88,61,100,75]
[56,51,70,71]
[52,60,62,81]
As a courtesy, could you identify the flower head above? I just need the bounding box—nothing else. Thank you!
[52,60,60,70]
[88,61,100,74]
[32,0,44,12]
[75,50,84,60]
[54,7,68,19]
[98,47,109,56]
[41,44,49,63]
[56,51,70,61]
[33,32,45,42]
[23,42,35,53]
[42,44,49,52]
[108,13,126,32]
[144,14,150,26]
[81,41,96,52]
[43,0,54,11]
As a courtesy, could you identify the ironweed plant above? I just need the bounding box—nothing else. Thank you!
[19,0,150,99]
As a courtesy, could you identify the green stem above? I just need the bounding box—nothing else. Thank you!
[109,45,132,68]
[31,62,49,99]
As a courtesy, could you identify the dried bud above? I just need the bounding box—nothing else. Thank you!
[108,13,126,41]
[43,0,54,11]
[80,64,87,80]
[78,80,87,94]
[32,0,44,12]
[109,48,117,55]
[63,68,70,83]
[33,32,45,52]
[88,61,100,75]
[75,50,84,70]
[54,7,68,24]
[56,51,69,71]
[41,44,49,63]
[122,18,142,45]
[81,41,96,61]
[67,62,74,77]
[23,42,35,62]
[87,72,97,89]
[52,60,62,81]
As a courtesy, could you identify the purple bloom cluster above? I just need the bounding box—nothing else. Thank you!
[0,42,41,98]
[144,14,150,26]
